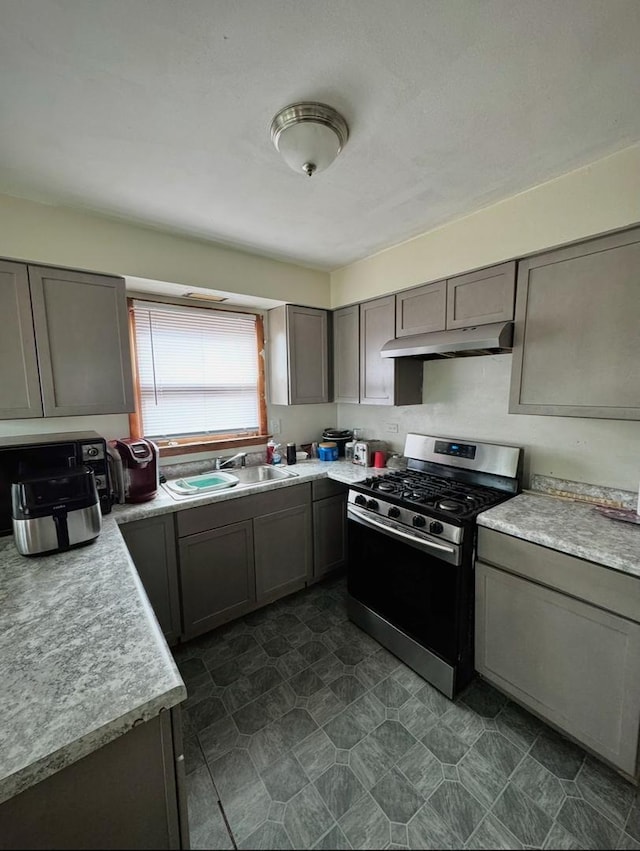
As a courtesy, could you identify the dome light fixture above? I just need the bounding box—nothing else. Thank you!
[270,102,349,177]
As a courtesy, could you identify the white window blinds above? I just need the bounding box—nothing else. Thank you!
[132,300,260,439]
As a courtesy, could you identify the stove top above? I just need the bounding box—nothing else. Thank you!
[354,470,507,522]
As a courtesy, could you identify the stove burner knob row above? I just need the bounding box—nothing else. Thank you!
[412,515,426,528]
[387,506,400,519]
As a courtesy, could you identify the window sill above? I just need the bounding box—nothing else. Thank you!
[157,434,269,458]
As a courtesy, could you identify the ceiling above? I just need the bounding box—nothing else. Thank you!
[0,0,639,271]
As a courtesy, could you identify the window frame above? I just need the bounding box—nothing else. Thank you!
[127,297,268,457]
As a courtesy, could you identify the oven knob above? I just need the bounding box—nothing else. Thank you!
[86,446,99,457]
[429,521,444,535]
[367,499,379,511]
[354,495,367,507]
[388,507,400,518]
[412,515,426,528]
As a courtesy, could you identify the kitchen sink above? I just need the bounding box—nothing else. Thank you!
[161,465,298,500]
[231,465,298,484]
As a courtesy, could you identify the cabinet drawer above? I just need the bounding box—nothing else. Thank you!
[176,483,311,537]
[312,478,347,501]
[477,527,640,624]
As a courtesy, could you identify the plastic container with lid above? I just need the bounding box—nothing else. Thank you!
[317,441,338,461]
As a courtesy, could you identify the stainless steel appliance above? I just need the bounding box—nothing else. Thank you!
[0,431,111,537]
[12,466,102,555]
[347,432,522,698]
[352,439,387,466]
[108,438,159,503]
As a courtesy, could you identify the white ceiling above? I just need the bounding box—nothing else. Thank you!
[0,0,639,271]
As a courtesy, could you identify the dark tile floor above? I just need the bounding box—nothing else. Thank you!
[174,576,640,850]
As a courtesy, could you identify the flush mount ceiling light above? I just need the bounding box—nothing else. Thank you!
[270,102,349,177]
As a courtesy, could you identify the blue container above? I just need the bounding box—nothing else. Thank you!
[318,443,338,461]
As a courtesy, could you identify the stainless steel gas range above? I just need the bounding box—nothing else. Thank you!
[347,433,523,699]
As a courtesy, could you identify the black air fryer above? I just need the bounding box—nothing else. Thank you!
[11,466,102,556]
[321,428,353,457]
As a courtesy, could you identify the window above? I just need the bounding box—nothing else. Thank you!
[129,299,267,455]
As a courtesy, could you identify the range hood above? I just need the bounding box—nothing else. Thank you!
[380,321,513,360]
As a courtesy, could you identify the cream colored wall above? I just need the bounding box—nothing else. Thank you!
[337,356,640,492]
[0,193,330,307]
[330,144,640,307]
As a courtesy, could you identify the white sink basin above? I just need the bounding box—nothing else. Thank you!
[162,465,298,500]
[163,471,239,496]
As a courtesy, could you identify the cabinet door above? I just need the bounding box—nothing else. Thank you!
[395,280,446,337]
[28,266,134,416]
[254,503,312,604]
[120,515,182,646]
[476,560,640,775]
[333,305,360,403]
[0,260,43,419]
[360,296,423,406]
[446,261,515,329]
[312,494,347,581]
[509,228,640,419]
[179,520,255,639]
[287,305,330,404]
[360,296,396,405]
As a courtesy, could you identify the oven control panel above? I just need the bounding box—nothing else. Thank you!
[434,440,476,460]
[348,490,464,545]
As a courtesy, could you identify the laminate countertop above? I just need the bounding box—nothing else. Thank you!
[0,459,375,805]
[477,491,640,578]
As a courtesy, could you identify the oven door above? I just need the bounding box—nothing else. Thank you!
[347,504,470,667]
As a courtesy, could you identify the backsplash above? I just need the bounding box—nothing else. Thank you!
[337,355,640,492]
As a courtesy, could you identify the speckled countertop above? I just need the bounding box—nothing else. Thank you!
[477,492,640,578]
[0,459,375,805]
[0,515,186,805]
[111,459,381,524]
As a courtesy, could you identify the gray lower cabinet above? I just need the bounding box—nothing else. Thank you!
[311,477,347,581]
[0,709,187,850]
[180,520,256,639]
[476,528,640,777]
[120,515,182,646]
[176,484,312,638]
[509,227,640,419]
[268,304,330,405]
[360,295,423,405]
[254,503,312,604]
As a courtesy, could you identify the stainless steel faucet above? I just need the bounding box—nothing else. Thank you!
[214,452,247,470]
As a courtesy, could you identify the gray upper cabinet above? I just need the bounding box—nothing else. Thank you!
[509,228,640,419]
[333,304,360,404]
[360,296,423,406]
[29,265,134,417]
[119,515,182,646]
[395,279,446,337]
[446,261,515,329]
[268,304,330,405]
[0,260,43,419]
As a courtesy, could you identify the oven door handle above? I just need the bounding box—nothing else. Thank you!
[347,504,460,563]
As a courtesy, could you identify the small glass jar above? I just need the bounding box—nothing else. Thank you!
[344,440,356,462]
